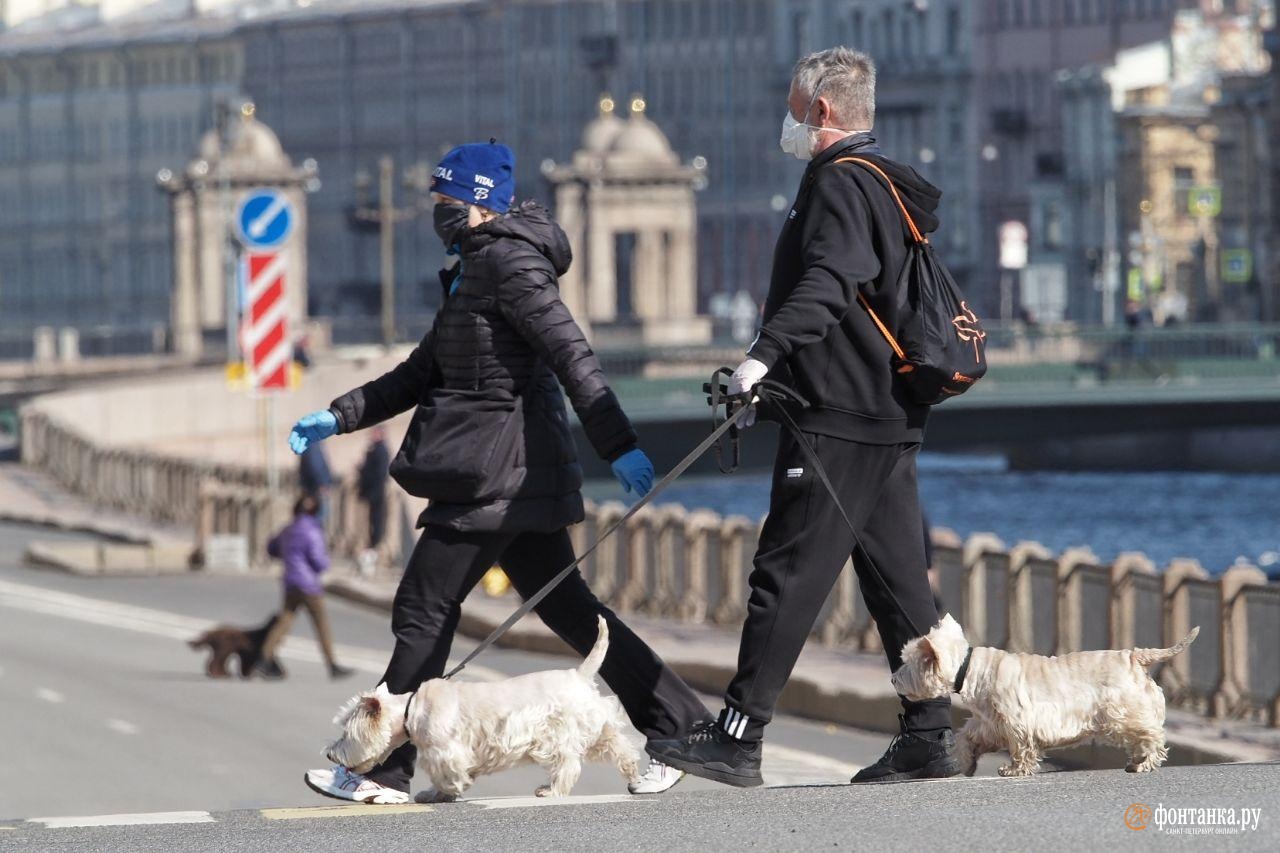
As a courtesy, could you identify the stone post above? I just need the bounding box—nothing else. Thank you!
[1110,552,1161,650]
[1218,563,1271,722]
[1008,541,1053,654]
[679,509,721,623]
[713,515,755,625]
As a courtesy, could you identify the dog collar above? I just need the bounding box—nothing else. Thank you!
[953,646,974,693]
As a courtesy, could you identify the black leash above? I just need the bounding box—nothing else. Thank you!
[442,379,758,680]
[751,381,925,638]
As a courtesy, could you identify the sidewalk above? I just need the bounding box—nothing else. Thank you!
[328,573,1280,769]
[0,463,194,574]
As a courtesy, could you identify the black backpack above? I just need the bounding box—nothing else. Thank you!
[836,156,987,404]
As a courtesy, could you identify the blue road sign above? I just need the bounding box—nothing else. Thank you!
[236,189,294,249]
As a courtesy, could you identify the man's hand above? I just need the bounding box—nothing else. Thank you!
[611,448,655,498]
[727,358,769,428]
[289,410,339,455]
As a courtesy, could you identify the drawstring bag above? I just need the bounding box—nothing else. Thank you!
[836,157,987,404]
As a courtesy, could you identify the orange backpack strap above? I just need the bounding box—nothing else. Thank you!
[829,156,916,363]
[833,156,928,245]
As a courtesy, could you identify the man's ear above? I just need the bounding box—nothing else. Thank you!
[815,95,833,128]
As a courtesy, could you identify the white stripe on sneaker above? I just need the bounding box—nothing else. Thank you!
[734,713,749,740]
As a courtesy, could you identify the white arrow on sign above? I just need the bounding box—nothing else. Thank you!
[248,194,290,240]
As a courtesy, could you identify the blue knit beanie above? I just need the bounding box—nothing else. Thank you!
[430,141,516,213]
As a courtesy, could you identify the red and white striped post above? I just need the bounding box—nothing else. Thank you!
[242,252,290,392]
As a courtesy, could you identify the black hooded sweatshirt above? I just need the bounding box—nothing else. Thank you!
[748,134,941,444]
[329,201,637,533]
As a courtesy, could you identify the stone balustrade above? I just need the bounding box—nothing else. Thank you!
[18,395,1280,727]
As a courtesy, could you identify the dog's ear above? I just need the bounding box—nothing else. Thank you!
[917,636,938,672]
[359,694,383,718]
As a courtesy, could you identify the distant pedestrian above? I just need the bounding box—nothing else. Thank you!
[299,442,333,523]
[257,494,354,680]
[357,426,391,577]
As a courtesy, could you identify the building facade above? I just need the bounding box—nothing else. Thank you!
[0,0,1223,343]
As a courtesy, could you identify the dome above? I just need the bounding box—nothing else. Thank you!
[196,110,289,169]
[580,95,625,154]
[604,96,678,165]
[610,115,675,160]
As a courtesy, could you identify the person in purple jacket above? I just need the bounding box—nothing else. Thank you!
[257,494,354,680]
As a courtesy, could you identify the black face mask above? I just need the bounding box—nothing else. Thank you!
[432,204,469,248]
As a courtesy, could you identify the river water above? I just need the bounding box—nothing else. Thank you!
[591,453,1280,576]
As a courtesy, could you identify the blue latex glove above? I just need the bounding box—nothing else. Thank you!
[611,448,655,498]
[288,410,339,455]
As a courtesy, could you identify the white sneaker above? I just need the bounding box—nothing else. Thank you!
[304,765,410,804]
[628,758,686,795]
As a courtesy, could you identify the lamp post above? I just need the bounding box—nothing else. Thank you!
[353,156,431,347]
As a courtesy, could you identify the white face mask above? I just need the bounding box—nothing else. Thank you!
[779,77,869,161]
[780,111,821,161]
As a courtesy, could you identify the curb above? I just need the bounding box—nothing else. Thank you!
[325,577,1276,770]
[0,508,157,546]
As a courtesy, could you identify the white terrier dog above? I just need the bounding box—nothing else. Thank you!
[891,614,1198,777]
[325,616,640,800]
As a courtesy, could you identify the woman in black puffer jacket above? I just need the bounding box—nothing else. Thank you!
[291,143,710,802]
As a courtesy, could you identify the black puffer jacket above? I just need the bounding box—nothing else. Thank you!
[329,202,637,532]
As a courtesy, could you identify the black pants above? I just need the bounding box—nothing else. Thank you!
[366,524,710,791]
[367,499,387,550]
[725,431,950,741]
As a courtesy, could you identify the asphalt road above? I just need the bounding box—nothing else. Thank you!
[2,764,1276,852]
[0,520,950,823]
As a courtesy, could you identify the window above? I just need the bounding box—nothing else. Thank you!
[850,10,864,48]
[1030,0,1042,27]
[946,5,961,54]
[1065,0,1077,25]
[882,9,895,56]
[1174,166,1195,218]
[1012,0,1024,27]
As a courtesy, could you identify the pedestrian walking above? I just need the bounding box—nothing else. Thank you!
[257,494,355,680]
[649,47,959,786]
[290,141,711,804]
[298,442,333,523]
[356,426,390,577]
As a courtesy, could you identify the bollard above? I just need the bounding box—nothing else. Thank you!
[1110,552,1162,651]
[1162,559,1220,716]
[961,533,1007,647]
[1058,547,1110,653]
[616,505,656,613]
[648,505,686,618]
[1008,541,1054,654]
[679,509,721,623]
[713,515,755,625]
[1218,564,1275,724]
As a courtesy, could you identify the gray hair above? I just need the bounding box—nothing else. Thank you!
[792,47,876,129]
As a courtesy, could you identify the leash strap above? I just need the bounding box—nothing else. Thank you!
[756,383,924,638]
[442,390,758,680]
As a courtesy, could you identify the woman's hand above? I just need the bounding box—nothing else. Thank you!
[611,448,655,498]
[289,410,339,455]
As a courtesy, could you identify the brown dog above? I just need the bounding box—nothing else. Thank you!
[188,614,284,678]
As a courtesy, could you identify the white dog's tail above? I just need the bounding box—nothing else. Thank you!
[1133,626,1199,667]
[578,616,609,679]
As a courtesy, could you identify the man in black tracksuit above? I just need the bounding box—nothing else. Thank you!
[649,47,959,786]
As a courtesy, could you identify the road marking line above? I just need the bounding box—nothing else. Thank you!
[465,794,645,810]
[35,687,64,704]
[763,743,860,785]
[260,804,433,820]
[30,811,214,828]
[107,718,139,735]
[0,578,504,681]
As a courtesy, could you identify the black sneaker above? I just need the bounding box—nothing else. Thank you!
[645,720,763,788]
[329,664,356,680]
[850,716,960,783]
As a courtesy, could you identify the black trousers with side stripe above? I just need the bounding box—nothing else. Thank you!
[365,524,711,792]
[723,430,951,742]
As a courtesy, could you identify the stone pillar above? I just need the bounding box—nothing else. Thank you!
[633,228,664,320]
[586,200,616,323]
